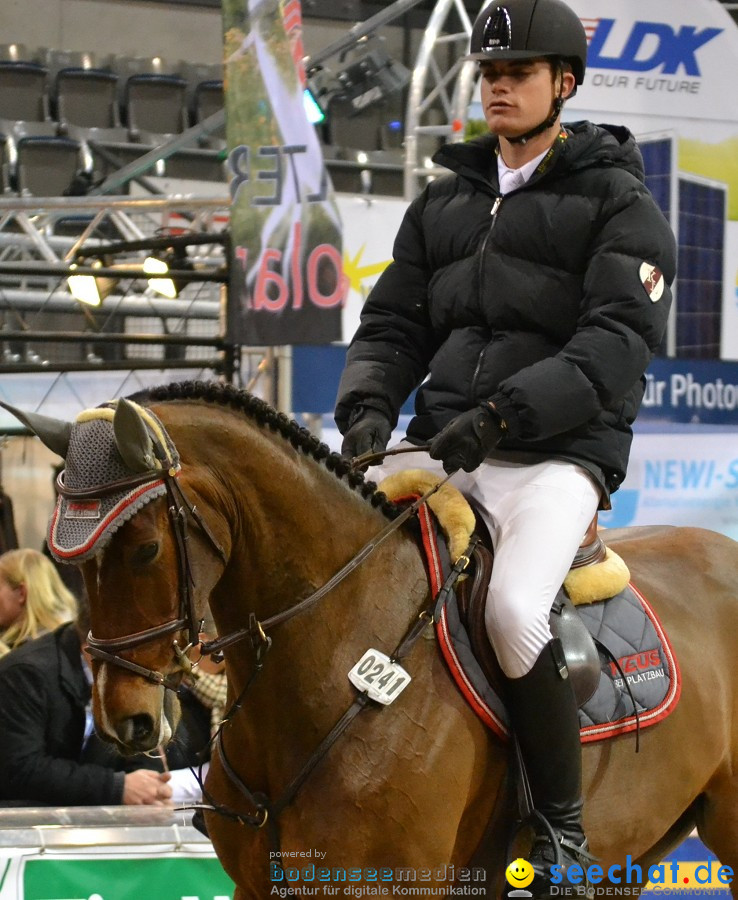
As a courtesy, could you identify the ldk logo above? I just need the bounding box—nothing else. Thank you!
[587,19,723,76]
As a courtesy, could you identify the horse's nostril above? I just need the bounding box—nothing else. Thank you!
[120,713,156,749]
[132,713,154,742]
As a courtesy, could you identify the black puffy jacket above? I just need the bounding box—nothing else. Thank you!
[0,624,126,805]
[0,623,210,805]
[335,122,676,495]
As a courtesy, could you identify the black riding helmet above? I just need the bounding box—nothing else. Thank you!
[466,0,587,143]
[465,0,587,85]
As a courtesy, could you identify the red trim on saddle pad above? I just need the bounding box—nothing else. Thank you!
[579,584,681,742]
[437,605,509,739]
[405,493,512,741]
[416,501,445,596]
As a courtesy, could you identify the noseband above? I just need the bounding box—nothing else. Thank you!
[56,466,227,689]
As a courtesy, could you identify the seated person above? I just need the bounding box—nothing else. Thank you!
[0,548,78,657]
[0,597,211,807]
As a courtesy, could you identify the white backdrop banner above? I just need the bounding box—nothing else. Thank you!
[319,419,738,542]
[723,223,738,360]
[599,430,738,540]
[565,0,738,123]
[337,195,407,342]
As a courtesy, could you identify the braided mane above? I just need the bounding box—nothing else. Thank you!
[128,380,400,519]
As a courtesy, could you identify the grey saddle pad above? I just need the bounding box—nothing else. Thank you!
[436,583,680,743]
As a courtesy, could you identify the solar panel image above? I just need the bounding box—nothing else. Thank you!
[640,137,673,219]
[676,175,726,359]
[639,135,728,360]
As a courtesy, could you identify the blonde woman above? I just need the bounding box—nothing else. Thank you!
[0,549,78,657]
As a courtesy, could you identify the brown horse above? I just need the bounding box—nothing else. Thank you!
[12,382,738,898]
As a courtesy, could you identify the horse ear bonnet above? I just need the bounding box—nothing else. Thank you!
[48,400,180,563]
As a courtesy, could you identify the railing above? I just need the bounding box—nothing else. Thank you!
[0,194,230,375]
[0,805,206,846]
[0,806,234,898]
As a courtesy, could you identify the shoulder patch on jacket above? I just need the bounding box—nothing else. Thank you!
[639,262,665,302]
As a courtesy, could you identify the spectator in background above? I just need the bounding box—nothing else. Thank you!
[0,583,215,807]
[0,613,173,807]
[0,548,77,657]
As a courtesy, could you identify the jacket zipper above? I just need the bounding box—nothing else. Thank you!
[476,195,502,303]
[470,345,489,403]
[471,196,503,401]
[476,195,502,280]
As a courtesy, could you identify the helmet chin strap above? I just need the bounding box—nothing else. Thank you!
[506,65,568,146]
[506,95,564,145]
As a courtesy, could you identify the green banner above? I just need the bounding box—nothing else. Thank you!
[23,856,234,900]
[224,0,344,345]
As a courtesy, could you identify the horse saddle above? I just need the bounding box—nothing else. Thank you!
[379,469,630,706]
[456,526,604,708]
[377,469,629,709]
[379,468,680,742]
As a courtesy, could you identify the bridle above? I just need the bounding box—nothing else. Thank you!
[60,441,468,862]
[57,465,228,689]
[61,442,446,692]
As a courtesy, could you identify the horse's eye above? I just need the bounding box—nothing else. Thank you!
[132,542,159,566]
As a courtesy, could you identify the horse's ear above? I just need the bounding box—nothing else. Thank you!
[0,400,72,459]
[113,399,157,472]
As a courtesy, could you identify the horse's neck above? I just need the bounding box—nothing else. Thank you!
[168,406,398,610]
[216,452,429,635]
[163,400,429,704]
[206,440,430,772]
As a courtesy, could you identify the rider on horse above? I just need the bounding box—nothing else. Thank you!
[336,0,677,892]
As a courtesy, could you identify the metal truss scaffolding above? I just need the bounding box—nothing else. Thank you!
[0,193,276,429]
[0,194,229,366]
[404,0,478,199]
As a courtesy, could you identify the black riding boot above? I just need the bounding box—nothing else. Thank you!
[504,639,592,898]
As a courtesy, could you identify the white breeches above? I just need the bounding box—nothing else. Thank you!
[367,446,600,678]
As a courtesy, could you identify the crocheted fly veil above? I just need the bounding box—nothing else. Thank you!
[48,400,180,563]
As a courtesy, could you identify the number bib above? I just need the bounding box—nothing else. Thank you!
[348,649,412,705]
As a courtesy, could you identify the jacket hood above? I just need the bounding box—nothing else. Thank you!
[434,121,645,186]
[562,121,645,182]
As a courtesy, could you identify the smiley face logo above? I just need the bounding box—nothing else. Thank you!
[506,858,534,889]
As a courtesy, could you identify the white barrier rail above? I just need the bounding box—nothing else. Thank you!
[0,806,235,900]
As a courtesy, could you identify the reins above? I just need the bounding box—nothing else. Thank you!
[68,433,467,859]
[189,521,475,863]
[184,450,474,857]
[201,450,444,658]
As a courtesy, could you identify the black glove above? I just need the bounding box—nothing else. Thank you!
[341,407,392,459]
[429,403,505,474]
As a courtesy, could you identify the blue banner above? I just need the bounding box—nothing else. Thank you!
[293,349,738,427]
[641,358,738,426]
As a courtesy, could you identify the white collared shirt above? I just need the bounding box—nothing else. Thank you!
[497,146,550,195]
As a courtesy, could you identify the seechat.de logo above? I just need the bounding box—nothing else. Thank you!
[506,858,535,897]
